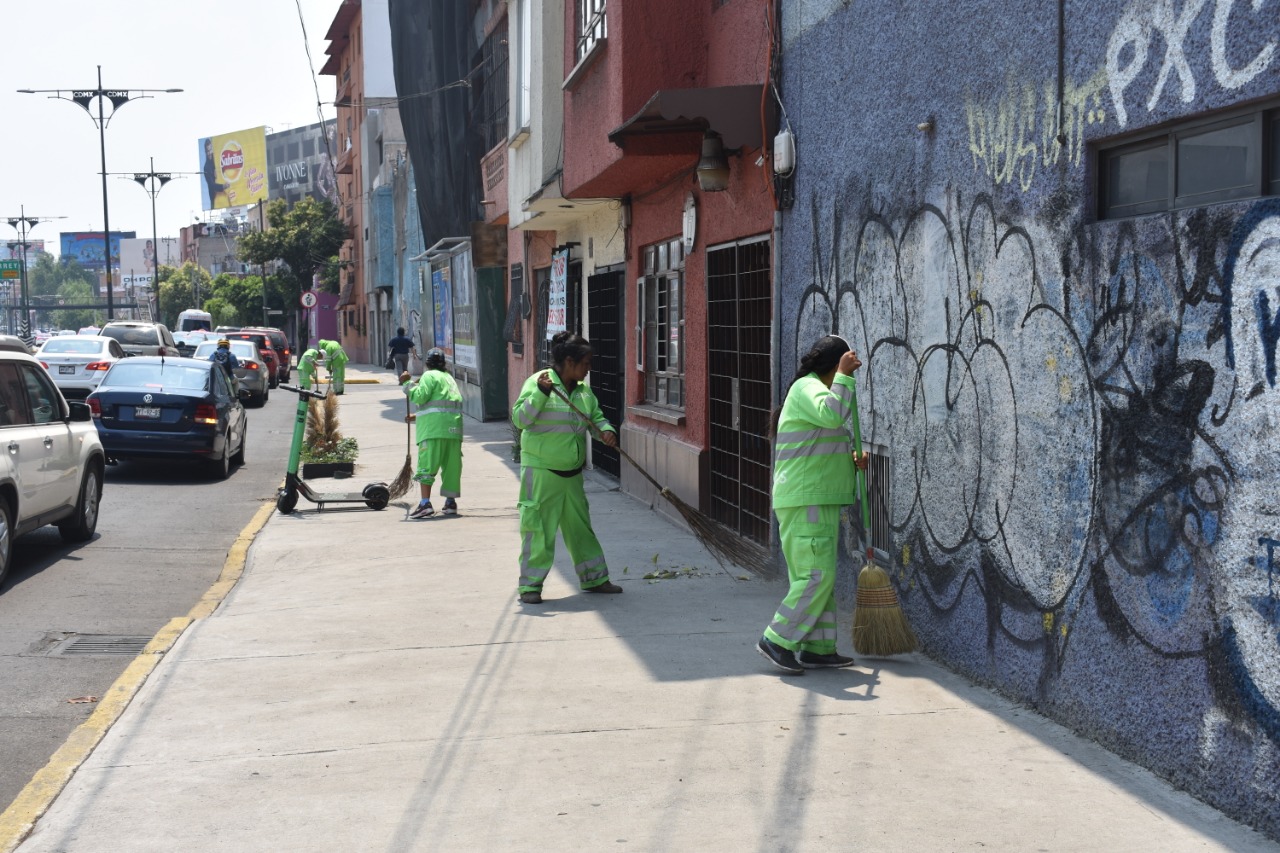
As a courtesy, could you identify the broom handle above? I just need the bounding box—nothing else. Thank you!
[548,385,666,494]
[848,373,874,561]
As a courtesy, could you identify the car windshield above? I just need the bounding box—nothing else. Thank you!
[101,326,159,346]
[103,362,210,391]
[42,339,105,354]
[194,342,255,360]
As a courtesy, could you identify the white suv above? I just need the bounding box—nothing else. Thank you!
[0,350,106,585]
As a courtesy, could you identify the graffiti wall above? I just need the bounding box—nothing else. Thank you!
[781,0,1280,837]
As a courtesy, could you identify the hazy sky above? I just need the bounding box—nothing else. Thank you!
[1,0,344,259]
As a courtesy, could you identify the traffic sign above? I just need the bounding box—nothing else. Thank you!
[299,291,318,308]
[0,260,20,280]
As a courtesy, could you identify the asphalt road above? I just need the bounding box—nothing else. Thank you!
[0,390,296,811]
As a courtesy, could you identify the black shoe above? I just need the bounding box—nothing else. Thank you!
[796,650,856,669]
[519,591,543,604]
[583,581,623,594]
[757,637,804,675]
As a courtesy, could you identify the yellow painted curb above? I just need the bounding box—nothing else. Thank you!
[313,378,381,385]
[0,501,276,853]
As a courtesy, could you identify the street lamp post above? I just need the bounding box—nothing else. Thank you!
[18,67,181,320]
[117,159,196,319]
[5,207,66,343]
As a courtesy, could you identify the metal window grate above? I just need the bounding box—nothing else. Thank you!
[576,0,607,62]
[853,449,892,559]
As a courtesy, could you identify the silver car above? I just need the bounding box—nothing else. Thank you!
[98,322,178,357]
[192,340,270,407]
[38,335,128,400]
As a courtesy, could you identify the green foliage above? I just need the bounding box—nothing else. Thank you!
[301,393,359,463]
[238,197,347,307]
[157,263,213,326]
[50,280,97,330]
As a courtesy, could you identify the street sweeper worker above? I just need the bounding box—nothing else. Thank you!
[511,331,621,604]
[757,334,869,675]
[400,347,463,519]
[296,346,323,391]
[317,339,349,394]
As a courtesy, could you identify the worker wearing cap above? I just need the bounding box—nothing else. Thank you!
[296,346,323,391]
[317,339,349,394]
[209,338,240,395]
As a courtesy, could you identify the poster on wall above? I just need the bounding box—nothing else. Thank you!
[546,249,568,340]
[451,250,477,369]
[431,266,454,361]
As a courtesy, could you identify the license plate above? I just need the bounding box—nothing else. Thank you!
[58,365,75,374]
[135,406,160,419]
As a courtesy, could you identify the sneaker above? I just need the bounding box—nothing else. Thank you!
[796,650,856,669]
[442,499,458,515]
[583,581,623,594]
[409,502,435,519]
[519,591,543,604]
[757,637,804,675]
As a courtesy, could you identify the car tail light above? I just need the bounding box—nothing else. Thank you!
[40,361,49,369]
[88,397,102,418]
[158,346,170,356]
[243,361,259,370]
[85,361,112,371]
[194,403,218,425]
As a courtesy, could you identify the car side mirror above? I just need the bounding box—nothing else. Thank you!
[67,401,93,422]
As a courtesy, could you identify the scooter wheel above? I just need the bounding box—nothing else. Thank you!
[276,489,299,514]
[362,483,390,510]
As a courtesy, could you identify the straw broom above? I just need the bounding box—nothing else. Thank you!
[550,386,772,576]
[387,392,415,500]
[849,374,917,656]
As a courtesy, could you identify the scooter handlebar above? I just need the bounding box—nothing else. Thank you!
[280,384,329,400]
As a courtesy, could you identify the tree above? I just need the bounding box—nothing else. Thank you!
[156,263,213,327]
[51,280,97,331]
[238,197,346,307]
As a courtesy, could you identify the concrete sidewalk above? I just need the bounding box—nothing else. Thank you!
[11,365,1278,852]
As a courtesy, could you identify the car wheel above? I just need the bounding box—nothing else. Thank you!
[232,424,247,466]
[0,501,12,585]
[57,463,102,543]
[262,385,269,403]
[209,435,232,480]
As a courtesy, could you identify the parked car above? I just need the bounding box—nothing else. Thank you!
[221,331,280,387]
[192,340,271,406]
[173,330,219,359]
[98,322,178,357]
[37,335,128,400]
[0,336,33,355]
[238,327,291,383]
[87,357,246,479]
[0,349,105,584]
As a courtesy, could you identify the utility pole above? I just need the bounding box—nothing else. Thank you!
[116,160,197,321]
[18,67,182,320]
[5,207,67,344]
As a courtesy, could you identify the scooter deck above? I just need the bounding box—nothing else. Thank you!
[295,479,374,506]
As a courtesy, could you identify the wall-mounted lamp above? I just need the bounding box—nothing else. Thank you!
[696,131,732,192]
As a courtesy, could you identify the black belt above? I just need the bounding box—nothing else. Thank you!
[550,466,583,478]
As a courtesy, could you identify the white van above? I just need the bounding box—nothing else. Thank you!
[176,309,213,332]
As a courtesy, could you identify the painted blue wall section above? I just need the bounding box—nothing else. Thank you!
[395,162,427,348]
[780,0,1280,837]
[373,185,395,291]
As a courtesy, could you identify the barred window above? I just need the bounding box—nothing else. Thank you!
[576,0,607,63]
[638,239,685,409]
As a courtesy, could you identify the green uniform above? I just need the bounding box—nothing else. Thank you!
[512,370,616,594]
[403,368,463,498]
[764,373,858,655]
[318,339,348,394]
[297,348,321,390]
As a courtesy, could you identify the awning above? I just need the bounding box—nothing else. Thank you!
[607,85,773,152]
[336,277,357,308]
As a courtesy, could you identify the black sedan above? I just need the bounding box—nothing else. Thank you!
[87,357,247,479]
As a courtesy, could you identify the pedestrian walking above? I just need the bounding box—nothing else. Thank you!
[400,348,463,519]
[387,327,416,375]
[511,331,622,604]
[758,334,869,675]
[296,346,322,391]
[317,339,349,394]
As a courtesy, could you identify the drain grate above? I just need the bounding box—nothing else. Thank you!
[50,635,153,657]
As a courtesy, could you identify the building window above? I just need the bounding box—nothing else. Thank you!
[576,0,606,63]
[511,0,533,136]
[1099,103,1277,219]
[639,238,685,409]
[472,26,509,154]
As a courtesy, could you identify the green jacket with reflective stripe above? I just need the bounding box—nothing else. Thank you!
[512,370,615,471]
[772,373,858,509]
[403,369,463,442]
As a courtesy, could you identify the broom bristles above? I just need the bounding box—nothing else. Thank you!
[659,487,774,577]
[852,561,918,656]
[386,454,414,500]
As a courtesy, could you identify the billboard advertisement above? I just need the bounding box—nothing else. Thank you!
[199,126,269,210]
[119,238,155,289]
[431,266,454,361]
[59,232,136,273]
[451,249,477,368]
[0,240,46,264]
[267,120,339,207]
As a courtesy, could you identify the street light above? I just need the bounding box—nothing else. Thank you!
[5,207,66,343]
[115,159,196,319]
[18,66,182,320]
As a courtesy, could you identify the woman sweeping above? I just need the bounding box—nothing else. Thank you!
[511,332,623,604]
[758,334,868,674]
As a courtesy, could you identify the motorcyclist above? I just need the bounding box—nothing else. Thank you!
[209,338,240,395]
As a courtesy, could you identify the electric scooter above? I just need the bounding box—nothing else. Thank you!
[276,383,391,513]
